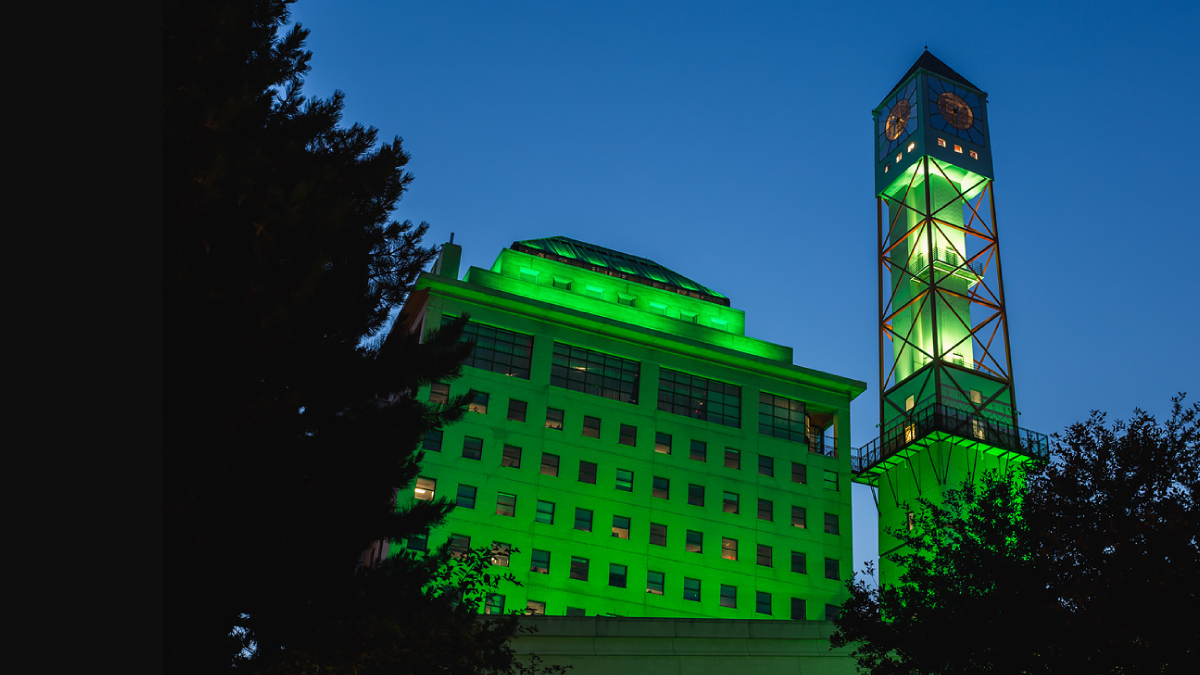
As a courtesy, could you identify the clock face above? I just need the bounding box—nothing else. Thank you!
[928,76,986,146]
[878,78,919,161]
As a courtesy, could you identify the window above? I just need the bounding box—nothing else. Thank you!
[792,506,807,529]
[684,578,701,601]
[825,558,840,581]
[658,368,741,427]
[578,460,597,484]
[908,511,916,531]
[609,563,627,588]
[490,542,511,567]
[575,508,593,532]
[791,551,807,574]
[570,556,589,581]
[690,439,707,462]
[647,570,665,595]
[566,607,585,617]
[541,453,560,477]
[507,399,527,422]
[906,141,915,152]
[526,600,546,615]
[758,455,774,477]
[954,144,963,153]
[825,512,840,535]
[686,530,703,553]
[448,534,470,557]
[720,585,737,609]
[758,498,773,522]
[652,476,669,499]
[756,592,772,615]
[723,491,739,514]
[551,342,640,403]
[485,594,505,615]
[791,598,806,620]
[937,137,947,147]
[530,549,550,574]
[469,391,489,414]
[688,484,705,507]
[536,500,554,524]
[969,149,979,160]
[758,392,806,442]
[496,493,516,517]
[791,462,807,484]
[501,445,521,468]
[414,477,436,501]
[650,523,667,546]
[615,469,634,492]
[585,285,603,300]
[462,437,482,461]
[826,604,841,621]
[422,430,442,453]
[619,424,637,446]
[552,277,571,290]
[406,533,428,552]
[906,394,916,411]
[583,415,601,438]
[612,515,630,539]
[452,318,534,379]
[654,432,672,454]
[721,537,737,561]
[545,407,564,430]
[456,485,476,509]
[757,544,772,567]
[724,448,741,469]
[824,470,839,491]
[429,382,449,404]
[618,294,635,307]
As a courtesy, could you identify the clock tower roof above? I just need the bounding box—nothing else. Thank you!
[884,49,981,103]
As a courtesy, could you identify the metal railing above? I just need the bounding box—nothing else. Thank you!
[807,432,837,458]
[912,247,985,278]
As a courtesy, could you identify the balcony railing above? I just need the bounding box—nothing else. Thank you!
[912,247,985,282]
[807,432,837,458]
[852,402,1049,475]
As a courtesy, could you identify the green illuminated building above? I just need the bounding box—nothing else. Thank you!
[395,235,866,620]
[852,51,1049,584]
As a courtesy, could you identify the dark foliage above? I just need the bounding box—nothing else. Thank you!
[833,396,1199,675]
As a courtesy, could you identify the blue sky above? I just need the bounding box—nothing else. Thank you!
[288,0,1200,575]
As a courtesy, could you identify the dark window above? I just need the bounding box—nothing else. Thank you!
[721,537,737,561]
[578,460,597,484]
[792,462,807,484]
[456,485,476,509]
[448,534,470,557]
[720,584,737,609]
[791,597,806,620]
[650,523,667,546]
[462,437,483,461]
[406,533,428,552]
[485,594,505,615]
[570,556,589,581]
[541,453,560,477]
[758,498,773,522]
[449,317,534,379]
[536,500,554,524]
[652,476,669,499]
[501,445,521,468]
[756,591,771,615]
[658,368,741,428]
[647,570,665,595]
[619,424,637,446]
[551,342,640,403]
[496,493,516,517]
[545,408,564,430]
[654,432,672,454]
[422,430,442,453]
[758,455,774,477]
[824,470,840,491]
[690,439,707,462]
[565,607,585,617]
[575,508,593,532]
[615,469,634,492]
[490,542,511,566]
[825,512,840,535]
[757,544,772,567]
[684,577,701,601]
[792,506,806,529]
[612,515,630,539]
[758,392,806,442]
[725,448,740,469]
[609,563,627,588]
[583,415,601,438]
[429,382,450,404]
[688,484,705,507]
[414,477,435,501]
[531,549,550,573]
[825,604,840,620]
[686,530,703,553]
[507,399,527,422]
[469,391,489,414]
[791,551,807,574]
[825,557,839,581]
[723,491,739,514]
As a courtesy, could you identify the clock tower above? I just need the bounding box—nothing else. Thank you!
[852,51,1049,585]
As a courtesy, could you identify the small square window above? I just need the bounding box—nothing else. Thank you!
[792,506,807,529]
[954,144,963,153]
[721,537,737,561]
[519,268,538,283]
[575,508,593,532]
[541,453,560,477]
[895,152,903,163]
[756,591,772,615]
[448,534,470,557]
[690,439,707,462]
[654,432,672,454]
[615,469,634,492]
[535,500,555,524]
[422,430,442,453]
[496,493,516,517]
[531,549,550,573]
[758,455,774,477]
[969,150,979,160]
[484,593,505,615]
[905,394,915,411]
[647,570,665,595]
[758,498,773,522]
[501,445,521,468]
[757,544,772,567]
[724,448,740,469]
[650,522,667,546]
[825,557,840,581]
[565,607,585,617]
[469,391,489,414]
[526,600,546,615]
[688,484,705,507]
[618,294,635,307]
[583,415,601,438]
[585,285,604,300]
[462,437,483,461]
[406,533,428,552]
[791,551,806,574]
[553,277,572,290]
[686,530,703,553]
[825,512,840,535]
[684,577,701,601]
[429,382,449,404]
[680,311,697,324]
[906,141,915,152]
[791,462,807,484]
[826,604,841,621]
[490,542,511,567]
[507,399,527,422]
[579,460,597,484]
[545,408,564,430]
[937,137,947,148]
[414,477,436,501]
[570,556,589,581]
[653,476,669,499]
[619,424,637,447]
[824,470,839,491]
[723,491,739,514]
[456,485,476,509]
[720,584,737,609]
[609,563,627,588]
[612,515,630,539]
[791,597,806,620]
[884,165,889,173]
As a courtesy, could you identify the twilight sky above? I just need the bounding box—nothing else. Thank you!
[288,0,1200,575]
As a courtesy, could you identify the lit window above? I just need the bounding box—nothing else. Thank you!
[652,476,669,499]
[456,485,476,509]
[895,153,903,163]
[825,512,840,535]
[526,600,546,615]
[907,141,915,152]
[908,512,916,531]
[541,453,560,477]
[579,460,597,484]
[619,424,637,446]
[429,382,449,404]
[791,597,806,620]
[496,493,516,517]
[485,594,505,615]
[725,448,741,469]
[971,389,983,405]
[723,491,739,514]
[974,418,987,440]
[422,430,442,453]
[615,469,634,492]
[531,549,550,574]
[756,591,772,615]
[552,342,640,403]
[758,455,774,477]
[905,395,915,411]
[448,534,470,557]
[535,500,554,524]
[414,477,435,501]
[650,522,667,546]
[507,399,527,422]
[791,462,807,484]
[792,506,807,529]
[686,530,703,553]
[583,415,601,438]
[720,585,737,609]
[688,484,705,507]
[884,165,889,173]
[937,137,947,148]
[757,544,772,567]
[647,571,665,595]
[825,470,839,491]
[969,150,978,159]
[655,432,672,454]
[791,551,806,574]
[721,537,737,561]
[545,407,564,430]
[609,563,627,588]
[570,557,589,581]
[490,542,511,567]
[684,577,701,602]
[954,144,963,153]
[825,558,840,581]
[690,439,707,462]
[501,445,521,468]
[612,515,631,539]
[575,508,593,532]
[758,498,773,521]
[462,437,483,461]
[469,391,489,414]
